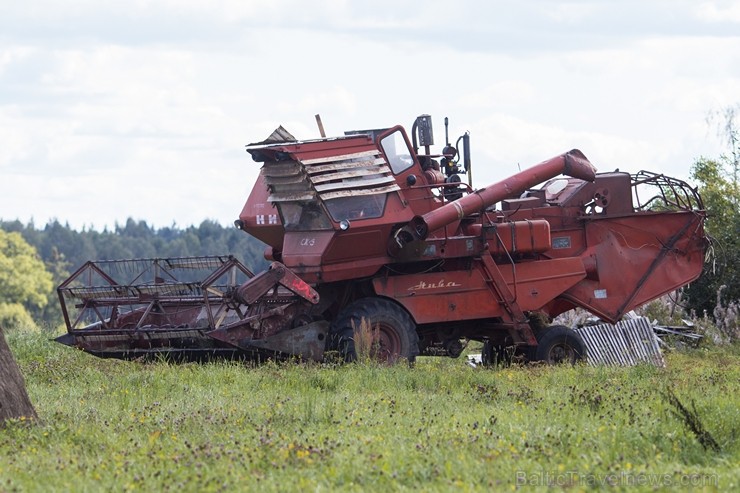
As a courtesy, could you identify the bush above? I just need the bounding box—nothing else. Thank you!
[0,303,38,332]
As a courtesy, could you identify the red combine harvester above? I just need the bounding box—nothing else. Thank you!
[56,115,707,364]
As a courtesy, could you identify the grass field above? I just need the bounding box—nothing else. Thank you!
[2,330,739,492]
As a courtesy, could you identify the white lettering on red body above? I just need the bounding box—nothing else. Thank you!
[407,280,463,291]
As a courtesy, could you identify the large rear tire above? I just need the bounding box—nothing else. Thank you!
[330,298,419,364]
[534,325,586,365]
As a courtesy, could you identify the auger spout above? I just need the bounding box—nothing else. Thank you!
[401,149,596,243]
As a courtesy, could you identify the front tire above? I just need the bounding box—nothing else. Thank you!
[534,325,586,365]
[330,298,419,364]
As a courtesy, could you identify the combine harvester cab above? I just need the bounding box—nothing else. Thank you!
[57,115,708,364]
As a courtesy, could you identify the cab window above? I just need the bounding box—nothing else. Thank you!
[325,194,387,222]
[380,130,414,174]
[278,201,333,231]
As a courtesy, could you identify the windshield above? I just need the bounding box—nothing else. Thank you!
[380,130,414,174]
[325,194,387,222]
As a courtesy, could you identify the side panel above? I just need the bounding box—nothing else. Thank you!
[281,231,335,268]
[239,173,283,249]
[560,211,705,323]
[281,231,390,282]
[372,257,586,324]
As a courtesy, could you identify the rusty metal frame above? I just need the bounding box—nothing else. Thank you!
[631,171,704,212]
[479,254,537,345]
[57,256,254,332]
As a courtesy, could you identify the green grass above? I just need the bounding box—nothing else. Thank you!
[2,331,739,492]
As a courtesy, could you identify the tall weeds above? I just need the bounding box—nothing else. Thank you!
[352,318,379,363]
[711,286,740,343]
[663,389,721,452]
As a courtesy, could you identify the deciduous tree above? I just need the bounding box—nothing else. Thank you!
[0,230,53,330]
[686,106,740,319]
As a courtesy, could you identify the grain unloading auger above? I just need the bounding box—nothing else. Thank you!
[57,115,708,364]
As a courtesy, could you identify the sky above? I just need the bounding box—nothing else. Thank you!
[1,0,738,231]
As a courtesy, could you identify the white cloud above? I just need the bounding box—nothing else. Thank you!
[696,1,740,22]
[544,2,600,23]
[468,113,658,182]
[277,86,358,121]
[0,112,36,168]
[457,81,537,110]
[0,1,736,230]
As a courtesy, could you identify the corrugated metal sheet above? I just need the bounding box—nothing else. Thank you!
[575,317,665,367]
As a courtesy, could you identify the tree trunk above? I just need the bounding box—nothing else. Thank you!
[0,326,38,424]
